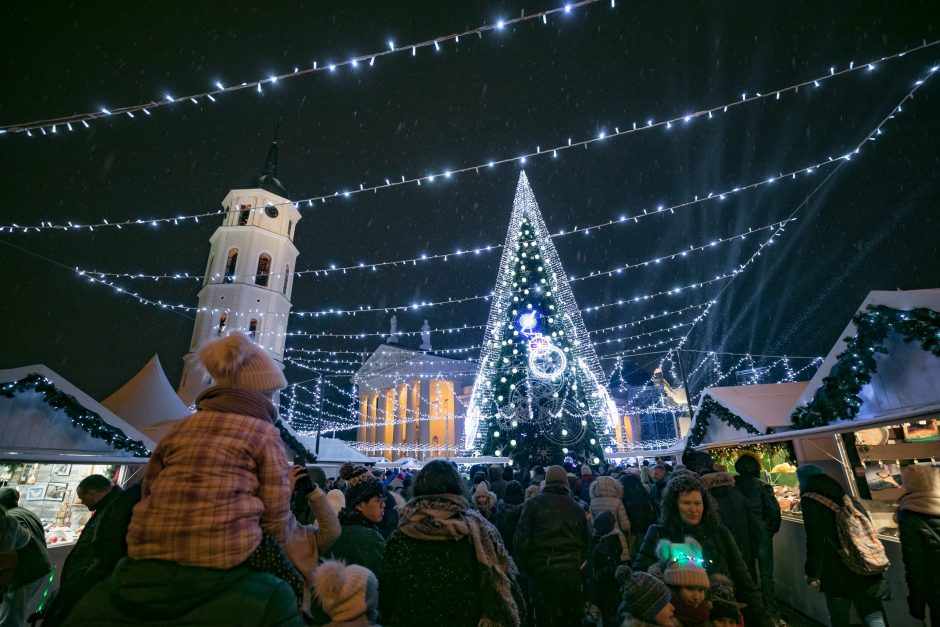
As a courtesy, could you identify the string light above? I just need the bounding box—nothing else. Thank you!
[6,46,935,234]
[2,0,610,137]
[656,67,936,388]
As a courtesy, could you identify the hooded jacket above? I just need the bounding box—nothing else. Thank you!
[514,484,590,574]
[701,471,758,569]
[61,557,302,626]
[589,476,631,538]
[897,464,940,620]
[800,473,889,600]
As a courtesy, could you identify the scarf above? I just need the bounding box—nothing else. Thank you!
[196,386,278,423]
[399,494,521,627]
[672,595,711,626]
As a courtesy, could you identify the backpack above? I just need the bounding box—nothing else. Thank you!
[801,492,889,576]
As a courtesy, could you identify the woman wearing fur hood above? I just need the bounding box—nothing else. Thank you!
[590,476,632,543]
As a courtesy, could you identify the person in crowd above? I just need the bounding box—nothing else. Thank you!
[621,472,659,555]
[587,511,629,627]
[472,482,498,521]
[581,464,595,485]
[514,465,590,627]
[640,460,654,489]
[617,568,677,627]
[649,462,669,505]
[0,498,41,627]
[66,332,335,626]
[313,560,380,627]
[375,493,400,541]
[0,487,52,627]
[700,464,759,578]
[709,574,746,627]
[897,463,940,626]
[565,474,593,522]
[530,466,546,487]
[524,484,539,501]
[650,538,711,627]
[797,464,889,627]
[489,465,509,500]
[42,475,140,627]
[634,471,774,627]
[400,473,414,501]
[589,475,631,557]
[322,464,387,578]
[380,459,522,627]
[473,470,490,491]
[493,480,525,554]
[327,488,346,515]
[733,452,783,622]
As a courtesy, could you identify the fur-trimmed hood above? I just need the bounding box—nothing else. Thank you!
[701,471,735,490]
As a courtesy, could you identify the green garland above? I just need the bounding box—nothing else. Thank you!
[275,420,315,464]
[791,305,940,429]
[686,395,761,450]
[0,373,151,457]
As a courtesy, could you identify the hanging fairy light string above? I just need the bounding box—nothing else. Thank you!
[1,0,607,137]
[657,66,937,392]
[6,53,937,235]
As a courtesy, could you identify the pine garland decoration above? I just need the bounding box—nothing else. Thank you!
[686,395,761,450]
[275,420,315,464]
[0,373,151,457]
[791,305,940,429]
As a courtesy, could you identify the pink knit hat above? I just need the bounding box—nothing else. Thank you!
[198,332,286,392]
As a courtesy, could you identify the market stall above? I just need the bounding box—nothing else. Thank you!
[0,365,153,592]
[688,289,940,627]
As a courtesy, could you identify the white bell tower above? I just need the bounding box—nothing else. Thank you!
[178,138,302,405]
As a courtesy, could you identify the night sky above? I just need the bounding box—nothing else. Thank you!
[2,2,938,424]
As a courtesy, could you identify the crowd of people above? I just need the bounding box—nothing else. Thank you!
[0,332,937,627]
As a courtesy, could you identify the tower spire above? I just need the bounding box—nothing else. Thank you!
[252,124,288,198]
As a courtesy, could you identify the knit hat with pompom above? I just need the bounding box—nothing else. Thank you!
[198,332,286,393]
[618,566,672,623]
[340,463,384,510]
[655,537,709,588]
[314,559,378,622]
[709,574,745,621]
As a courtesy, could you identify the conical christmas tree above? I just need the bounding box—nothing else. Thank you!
[466,172,618,466]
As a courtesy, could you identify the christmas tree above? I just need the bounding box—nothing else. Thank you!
[465,172,618,466]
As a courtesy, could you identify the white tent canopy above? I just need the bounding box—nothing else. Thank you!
[693,381,809,449]
[296,435,372,464]
[102,355,191,429]
[0,365,154,462]
[796,288,940,425]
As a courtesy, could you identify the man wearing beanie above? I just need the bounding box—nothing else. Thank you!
[514,465,590,627]
[70,332,312,625]
[322,464,387,577]
[619,569,676,626]
[314,560,380,626]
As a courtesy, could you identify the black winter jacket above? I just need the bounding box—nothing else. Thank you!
[800,474,889,600]
[513,484,590,574]
[493,501,524,555]
[897,508,940,620]
[734,473,782,534]
[635,522,774,627]
[702,471,759,569]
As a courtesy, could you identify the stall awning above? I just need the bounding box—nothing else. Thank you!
[0,365,155,461]
[102,355,192,429]
[296,436,372,464]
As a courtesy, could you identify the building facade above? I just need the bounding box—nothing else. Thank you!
[178,141,301,405]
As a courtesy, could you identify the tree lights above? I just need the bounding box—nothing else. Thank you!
[466,172,617,466]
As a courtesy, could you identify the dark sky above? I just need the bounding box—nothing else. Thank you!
[1,2,938,413]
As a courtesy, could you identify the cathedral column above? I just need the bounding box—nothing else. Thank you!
[383,388,395,459]
[418,379,431,460]
[368,392,379,447]
[358,396,368,443]
[395,384,407,459]
[405,382,418,457]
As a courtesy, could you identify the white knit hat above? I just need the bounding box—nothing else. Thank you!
[198,332,287,393]
[314,560,377,622]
